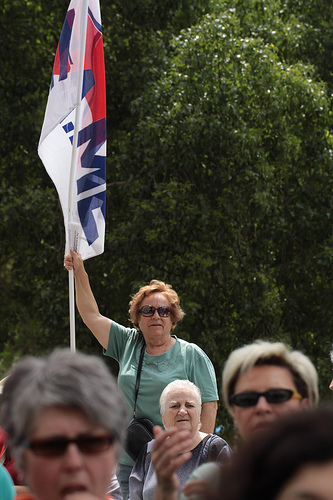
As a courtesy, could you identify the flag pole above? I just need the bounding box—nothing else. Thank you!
[67,0,90,352]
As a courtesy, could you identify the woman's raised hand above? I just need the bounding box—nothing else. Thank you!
[64,249,84,275]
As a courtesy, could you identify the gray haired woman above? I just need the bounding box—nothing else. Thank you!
[1,348,128,500]
[129,380,232,500]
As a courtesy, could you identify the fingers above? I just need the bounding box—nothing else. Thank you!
[64,253,74,271]
[153,427,191,457]
[153,425,164,438]
[182,480,211,496]
[63,250,83,273]
[182,479,217,500]
[151,427,192,481]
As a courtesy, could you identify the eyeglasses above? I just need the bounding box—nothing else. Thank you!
[230,389,303,407]
[22,434,115,457]
[139,305,171,317]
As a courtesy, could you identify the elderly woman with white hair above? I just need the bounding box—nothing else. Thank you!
[0,348,128,500]
[129,380,231,500]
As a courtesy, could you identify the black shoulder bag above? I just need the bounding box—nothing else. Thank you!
[124,343,155,461]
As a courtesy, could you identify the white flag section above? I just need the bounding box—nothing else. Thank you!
[38,0,106,261]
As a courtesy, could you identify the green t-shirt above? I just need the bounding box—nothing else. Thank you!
[104,321,219,466]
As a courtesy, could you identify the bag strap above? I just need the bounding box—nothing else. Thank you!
[207,436,226,462]
[133,342,146,417]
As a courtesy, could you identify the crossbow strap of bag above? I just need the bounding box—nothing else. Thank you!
[133,342,146,418]
[124,341,155,461]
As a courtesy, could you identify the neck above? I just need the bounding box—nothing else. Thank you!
[145,335,175,355]
[187,431,207,452]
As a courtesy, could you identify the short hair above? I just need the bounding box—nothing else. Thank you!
[330,346,333,364]
[159,379,202,416]
[222,340,319,415]
[128,279,185,331]
[0,348,128,470]
[219,406,333,500]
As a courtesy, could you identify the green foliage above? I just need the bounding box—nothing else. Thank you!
[0,0,215,373]
[105,8,333,427]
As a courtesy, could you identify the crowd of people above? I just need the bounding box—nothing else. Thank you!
[150,339,319,500]
[0,252,332,500]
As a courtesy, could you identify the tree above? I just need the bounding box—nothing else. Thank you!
[103,10,333,429]
[0,0,215,367]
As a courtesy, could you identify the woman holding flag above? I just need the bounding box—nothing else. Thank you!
[64,249,219,499]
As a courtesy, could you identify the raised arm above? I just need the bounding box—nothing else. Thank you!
[200,401,218,434]
[64,249,111,349]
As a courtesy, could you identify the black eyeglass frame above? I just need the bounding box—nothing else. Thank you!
[230,388,303,407]
[139,305,172,318]
[21,434,115,457]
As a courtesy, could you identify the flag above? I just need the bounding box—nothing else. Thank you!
[38,0,106,260]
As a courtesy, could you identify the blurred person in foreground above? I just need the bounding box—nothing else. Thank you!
[64,251,219,498]
[151,340,318,500]
[1,377,31,496]
[0,348,128,500]
[1,377,21,485]
[0,464,15,500]
[218,405,333,500]
[129,380,231,500]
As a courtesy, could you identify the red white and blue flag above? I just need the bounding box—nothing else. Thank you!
[38,0,106,260]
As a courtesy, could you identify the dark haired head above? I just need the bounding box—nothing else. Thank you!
[219,406,333,500]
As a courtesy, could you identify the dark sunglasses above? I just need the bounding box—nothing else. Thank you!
[230,389,303,407]
[22,434,114,457]
[139,305,171,317]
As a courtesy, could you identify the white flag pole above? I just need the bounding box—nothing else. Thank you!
[67,0,89,352]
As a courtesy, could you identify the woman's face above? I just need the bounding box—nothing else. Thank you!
[137,293,173,341]
[23,406,117,500]
[275,460,333,500]
[162,386,201,437]
[232,365,309,442]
